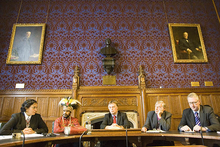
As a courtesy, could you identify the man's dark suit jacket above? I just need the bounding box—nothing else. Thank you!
[179,38,197,52]
[100,111,130,129]
[142,111,172,131]
[0,112,48,135]
[178,105,220,132]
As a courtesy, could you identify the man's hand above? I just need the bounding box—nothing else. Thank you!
[187,48,192,53]
[105,126,112,129]
[193,125,207,132]
[141,127,147,132]
[23,128,36,134]
[180,125,192,132]
[195,48,201,51]
[111,123,124,129]
[157,110,163,119]
[105,123,124,129]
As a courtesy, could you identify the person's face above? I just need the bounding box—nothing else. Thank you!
[108,103,118,115]
[26,32,31,38]
[26,103,37,116]
[105,38,111,45]
[183,32,188,39]
[188,97,200,111]
[63,109,71,118]
[155,103,165,113]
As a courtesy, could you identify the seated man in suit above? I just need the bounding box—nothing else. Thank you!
[100,100,130,147]
[0,99,48,135]
[100,100,130,129]
[178,92,220,132]
[141,101,174,146]
[142,100,172,131]
[179,32,203,59]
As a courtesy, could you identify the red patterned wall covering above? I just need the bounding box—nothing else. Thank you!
[0,0,219,90]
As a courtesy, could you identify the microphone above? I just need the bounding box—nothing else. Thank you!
[21,130,25,147]
[200,126,204,145]
[79,130,88,147]
[126,127,128,147]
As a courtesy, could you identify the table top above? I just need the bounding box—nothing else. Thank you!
[0,129,219,147]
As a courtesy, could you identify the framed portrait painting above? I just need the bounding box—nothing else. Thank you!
[168,23,208,63]
[6,23,46,64]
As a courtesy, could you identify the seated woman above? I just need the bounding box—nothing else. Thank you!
[0,99,48,135]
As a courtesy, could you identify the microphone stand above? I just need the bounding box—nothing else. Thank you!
[200,127,204,145]
[126,127,128,147]
[21,131,25,147]
[79,130,87,147]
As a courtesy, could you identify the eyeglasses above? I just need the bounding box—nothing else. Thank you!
[188,101,198,105]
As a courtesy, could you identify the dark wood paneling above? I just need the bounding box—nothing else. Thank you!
[0,89,72,132]
[0,88,220,132]
[145,88,220,130]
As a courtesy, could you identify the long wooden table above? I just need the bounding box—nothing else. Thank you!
[0,129,219,147]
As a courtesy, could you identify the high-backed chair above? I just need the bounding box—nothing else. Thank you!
[52,121,55,133]
[0,122,6,130]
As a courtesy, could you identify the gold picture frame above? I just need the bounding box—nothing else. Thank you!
[168,23,208,63]
[6,23,46,64]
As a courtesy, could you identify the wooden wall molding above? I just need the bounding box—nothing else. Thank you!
[0,89,72,94]
[145,87,220,93]
[78,86,140,93]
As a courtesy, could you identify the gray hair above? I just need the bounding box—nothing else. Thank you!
[155,100,166,108]
[187,92,199,100]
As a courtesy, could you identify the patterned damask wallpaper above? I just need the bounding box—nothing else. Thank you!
[0,0,219,90]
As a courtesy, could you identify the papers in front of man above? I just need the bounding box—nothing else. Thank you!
[184,130,195,133]
[21,134,44,138]
[0,135,12,140]
[146,129,166,133]
[0,134,44,140]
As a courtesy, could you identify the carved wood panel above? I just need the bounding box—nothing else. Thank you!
[37,97,49,117]
[145,90,220,131]
[81,97,137,107]
[13,97,25,114]
[212,94,220,114]
[1,97,14,119]
[0,89,72,132]
[0,97,3,117]
[169,95,181,116]
[48,97,62,118]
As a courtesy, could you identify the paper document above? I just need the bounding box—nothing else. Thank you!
[0,135,12,140]
[184,131,195,133]
[146,130,166,133]
[22,134,44,138]
[0,134,44,140]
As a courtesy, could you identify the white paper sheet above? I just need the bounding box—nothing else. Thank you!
[21,134,44,138]
[146,130,166,133]
[0,135,12,140]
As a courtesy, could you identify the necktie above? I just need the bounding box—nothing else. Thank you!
[26,116,30,128]
[113,115,116,123]
[195,112,201,126]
